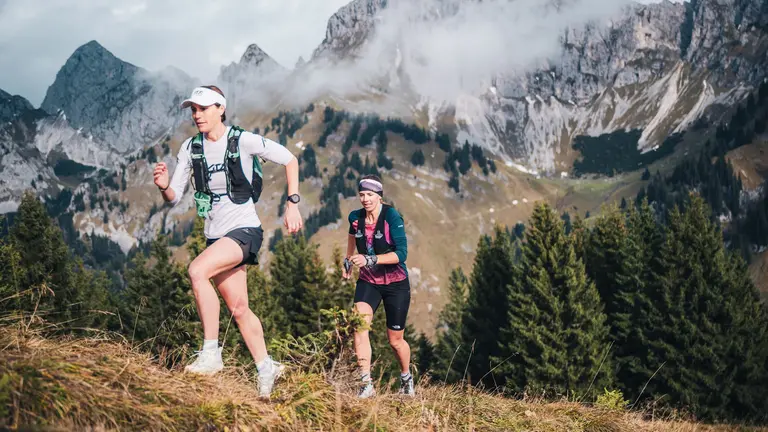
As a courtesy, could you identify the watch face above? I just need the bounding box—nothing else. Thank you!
[288,194,300,203]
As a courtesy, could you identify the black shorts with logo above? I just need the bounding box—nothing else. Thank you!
[206,226,263,268]
[354,278,411,331]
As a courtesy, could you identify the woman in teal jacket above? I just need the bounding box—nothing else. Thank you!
[342,174,413,398]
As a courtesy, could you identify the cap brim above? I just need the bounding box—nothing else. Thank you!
[179,93,225,109]
[180,98,218,109]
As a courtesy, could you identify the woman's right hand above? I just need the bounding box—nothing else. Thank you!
[153,162,170,190]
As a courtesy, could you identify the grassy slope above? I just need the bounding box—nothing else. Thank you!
[2,325,762,432]
[726,136,768,295]
[726,138,768,192]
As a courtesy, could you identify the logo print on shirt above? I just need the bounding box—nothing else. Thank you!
[207,163,225,181]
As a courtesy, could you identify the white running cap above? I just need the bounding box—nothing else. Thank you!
[180,87,226,109]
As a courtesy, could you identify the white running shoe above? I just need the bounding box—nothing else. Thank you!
[184,347,224,375]
[357,379,376,399]
[400,374,415,397]
[258,358,286,398]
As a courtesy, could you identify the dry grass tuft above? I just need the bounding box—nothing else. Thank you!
[1,324,766,431]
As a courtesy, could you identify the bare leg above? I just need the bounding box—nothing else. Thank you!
[353,302,374,375]
[188,237,243,340]
[216,266,268,364]
[387,329,411,374]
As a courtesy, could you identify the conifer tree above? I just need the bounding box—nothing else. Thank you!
[585,205,626,323]
[411,149,426,166]
[513,222,525,240]
[327,247,354,311]
[9,192,113,329]
[121,236,198,360]
[610,198,664,396]
[416,332,435,380]
[497,202,612,398]
[68,259,112,330]
[460,226,517,386]
[632,195,768,420]
[433,267,470,383]
[0,236,24,313]
[269,234,342,336]
[570,215,588,260]
[11,192,73,314]
[246,266,283,343]
[187,217,206,260]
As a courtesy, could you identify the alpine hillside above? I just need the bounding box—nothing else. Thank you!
[301,0,768,174]
[2,0,768,336]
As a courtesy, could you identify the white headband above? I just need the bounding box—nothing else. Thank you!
[180,87,227,109]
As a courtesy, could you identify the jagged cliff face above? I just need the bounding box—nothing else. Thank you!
[309,0,768,173]
[312,0,389,60]
[33,114,122,168]
[0,103,59,211]
[0,89,34,124]
[40,41,194,154]
[477,1,694,171]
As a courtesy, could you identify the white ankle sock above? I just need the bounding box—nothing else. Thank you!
[203,339,218,352]
[257,356,272,373]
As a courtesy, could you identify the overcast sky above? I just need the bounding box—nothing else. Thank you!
[0,0,681,107]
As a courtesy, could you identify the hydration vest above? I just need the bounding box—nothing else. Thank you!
[189,126,264,217]
[355,204,395,255]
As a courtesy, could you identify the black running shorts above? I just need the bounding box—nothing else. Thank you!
[206,226,263,268]
[354,278,411,331]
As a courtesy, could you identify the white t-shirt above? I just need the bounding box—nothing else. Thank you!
[168,127,294,239]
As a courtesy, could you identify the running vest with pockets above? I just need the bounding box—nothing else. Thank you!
[189,126,264,217]
[355,204,395,255]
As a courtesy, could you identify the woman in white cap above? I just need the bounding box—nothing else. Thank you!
[343,174,414,398]
[153,85,303,398]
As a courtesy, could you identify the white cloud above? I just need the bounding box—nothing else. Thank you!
[0,0,687,109]
[0,0,350,106]
[277,0,637,108]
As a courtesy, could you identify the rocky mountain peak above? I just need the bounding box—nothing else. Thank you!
[36,40,192,154]
[75,40,112,57]
[40,41,140,128]
[241,44,277,68]
[220,44,285,79]
[0,89,34,124]
[311,0,390,60]
[218,44,287,114]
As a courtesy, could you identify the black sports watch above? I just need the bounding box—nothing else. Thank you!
[286,194,301,204]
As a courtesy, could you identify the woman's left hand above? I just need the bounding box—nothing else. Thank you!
[349,254,367,268]
[284,204,303,234]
